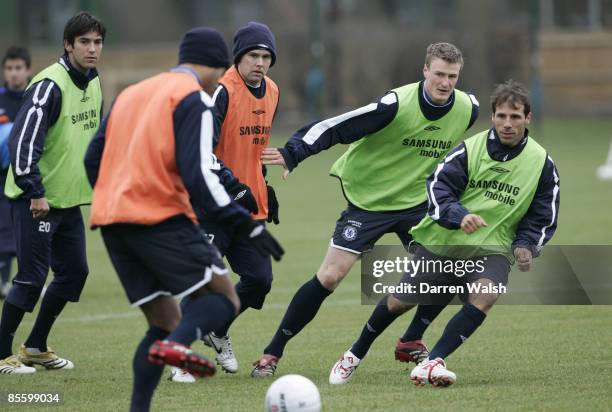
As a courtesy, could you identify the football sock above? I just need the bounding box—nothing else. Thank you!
[401,305,447,342]
[24,291,68,352]
[168,293,235,345]
[264,275,332,358]
[213,296,248,337]
[211,276,272,337]
[350,296,401,359]
[0,255,11,285]
[130,326,169,412]
[0,301,25,359]
[213,318,234,338]
[428,304,486,360]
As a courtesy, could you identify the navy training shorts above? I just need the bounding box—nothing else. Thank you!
[101,215,227,307]
[331,202,428,254]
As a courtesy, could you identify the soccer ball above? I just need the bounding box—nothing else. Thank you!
[265,374,321,412]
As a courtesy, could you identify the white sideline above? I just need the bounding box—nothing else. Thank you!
[52,299,359,324]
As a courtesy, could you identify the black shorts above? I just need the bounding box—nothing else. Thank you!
[199,219,272,285]
[8,199,88,312]
[393,245,510,305]
[331,202,428,254]
[101,215,227,307]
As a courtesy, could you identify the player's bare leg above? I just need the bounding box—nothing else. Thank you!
[252,246,358,377]
[316,246,360,290]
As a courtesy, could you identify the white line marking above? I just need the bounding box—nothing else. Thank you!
[51,299,360,323]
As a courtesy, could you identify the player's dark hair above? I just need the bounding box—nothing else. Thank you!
[425,42,463,68]
[491,80,531,116]
[2,46,31,68]
[63,11,106,48]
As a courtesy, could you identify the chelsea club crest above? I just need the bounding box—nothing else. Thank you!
[342,225,358,241]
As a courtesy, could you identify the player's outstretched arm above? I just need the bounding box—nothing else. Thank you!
[272,92,398,174]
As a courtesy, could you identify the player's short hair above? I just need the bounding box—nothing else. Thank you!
[490,80,531,116]
[2,46,31,68]
[63,11,106,47]
[425,42,463,68]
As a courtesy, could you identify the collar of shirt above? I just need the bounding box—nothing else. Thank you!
[487,128,529,162]
[59,54,98,90]
[171,65,202,85]
[418,81,455,121]
[421,80,454,108]
[246,78,266,98]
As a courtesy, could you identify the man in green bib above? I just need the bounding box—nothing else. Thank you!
[337,80,560,386]
[0,12,105,374]
[253,43,480,377]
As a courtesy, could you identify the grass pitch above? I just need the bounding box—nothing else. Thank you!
[2,118,611,411]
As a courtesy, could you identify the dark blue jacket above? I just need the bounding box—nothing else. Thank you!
[0,86,25,123]
[0,86,26,171]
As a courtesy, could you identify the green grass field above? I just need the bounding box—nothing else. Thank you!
[2,118,611,411]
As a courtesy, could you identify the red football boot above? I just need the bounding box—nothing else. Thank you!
[148,340,216,378]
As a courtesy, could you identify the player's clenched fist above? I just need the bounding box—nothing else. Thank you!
[513,247,532,272]
[30,197,50,219]
[460,213,487,234]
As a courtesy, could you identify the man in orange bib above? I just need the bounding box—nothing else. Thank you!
[84,27,283,410]
[188,22,281,376]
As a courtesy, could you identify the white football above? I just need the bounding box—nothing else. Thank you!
[265,374,321,412]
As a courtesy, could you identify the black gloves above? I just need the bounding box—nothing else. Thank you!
[224,179,279,225]
[266,184,279,224]
[226,180,259,214]
[238,221,284,261]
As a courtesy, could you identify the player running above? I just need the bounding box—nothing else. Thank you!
[331,80,559,386]
[84,27,283,410]
[171,22,282,382]
[252,43,479,377]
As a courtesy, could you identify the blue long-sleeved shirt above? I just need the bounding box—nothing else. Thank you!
[0,85,25,124]
[8,55,100,199]
[84,66,251,229]
[278,81,479,172]
[0,86,26,172]
[425,128,560,254]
